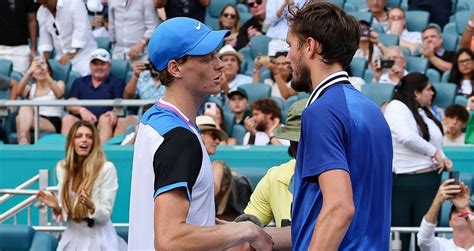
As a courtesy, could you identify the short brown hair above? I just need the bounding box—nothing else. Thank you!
[286,1,359,68]
[252,98,282,120]
[153,56,189,87]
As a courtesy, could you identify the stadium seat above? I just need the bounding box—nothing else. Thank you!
[443,22,458,35]
[95,37,112,53]
[455,11,471,35]
[426,68,441,83]
[66,71,81,98]
[454,95,468,106]
[361,83,395,106]
[208,0,237,18]
[249,35,272,59]
[35,133,67,145]
[343,2,357,11]
[106,134,126,145]
[237,3,249,14]
[371,22,384,34]
[347,11,373,23]
[240,13,253,27]
[350,57,368,78]
[386,0,401,8]
[238,83,271,104]
[329,0,345,8]
[344,0,367,10]
[378,34,399,46]
[205,15,219,30]
[110,59,130,83]
[297,92,310,100]
[406,56,428,73]
[441,33,459,52]
[401,46,411,57]
[231,124,247,145]
[405,11,430,32]
[441,70,451,82]
[223,111,235,136]
[0,59,13,77]
[10,71,23,82]
[363,68,374,83]
[0,224,58,251]
[259,68,271,82]
[432,82,457,108]
[0,88,9,99]
[239,47,252,74]
[116,226,129,243]
[286,95,299,109]
[457,0,473,11]
[48,59,71,83]
[271,96,287,121]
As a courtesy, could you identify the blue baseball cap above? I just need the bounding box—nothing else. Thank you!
[148,17,230,71]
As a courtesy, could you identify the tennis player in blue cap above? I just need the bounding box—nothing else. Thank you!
[128,17,273,250]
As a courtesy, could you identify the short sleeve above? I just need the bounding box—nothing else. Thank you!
[153,127,203,200]
[300,106,349,180]
[68,77,81,98]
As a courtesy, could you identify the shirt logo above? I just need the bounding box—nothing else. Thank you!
[195,22,201,30]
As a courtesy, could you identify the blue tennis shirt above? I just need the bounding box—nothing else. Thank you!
[292,72,393,250]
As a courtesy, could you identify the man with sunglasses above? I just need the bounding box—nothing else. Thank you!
[235,0,267,51]
[128,17,273,251]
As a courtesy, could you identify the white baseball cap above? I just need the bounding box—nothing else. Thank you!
[90,48,111,63]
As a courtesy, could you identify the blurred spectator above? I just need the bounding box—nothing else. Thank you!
[354,20,383,66]
[253,51,296,99]
[460,14,474,52]
[264,0,305,56]
[219,4,240,48]
[108,0,159,61]
[417,179,473,251]
[387,8,422,54]
[448,49,474,97]
[244,98,306,228]
[218,45,252,94]
[468,96,474,112]
[366,0,389,32]
[0,75,18,101]
[0,0,39,72]
[235,0,267,51]
[37,0,98,76]
[420,26,454,74]
[124,60,166,100]
[61,49,136,144]
[154,0,209,23]
[87,0,109,39]
[203,101,237,145]
[373,46,408,85]
[15,59,65,144]
[430,86,444,121]
[443,104,470,146]
[37,121,127,250]
[227,88,252,126]
[243,98,287,145]
[197,115,229,156]
[408,0,451,28]
[384,72,452,251]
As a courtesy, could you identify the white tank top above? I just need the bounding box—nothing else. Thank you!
[29,83,63,117]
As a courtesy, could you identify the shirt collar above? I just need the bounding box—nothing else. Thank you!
[435,48,445,57]
[306,71,349,107]
[157,98,198,131]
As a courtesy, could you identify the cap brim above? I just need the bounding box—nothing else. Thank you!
[274,126,300,142]
[187,30,230,56]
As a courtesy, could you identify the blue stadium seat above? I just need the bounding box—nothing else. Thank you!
[10,71,23,82]
[347,11,373,23]
[238,83,271,104]
[297,92,310,100]
[110,59,130,83]
[208,95,224,108]
[48,59,71,83]
[426,68,441,83]
[405,11,430,32]
[0,59,13,77]
[441,70,451,82]
[66,71,81,98]
[231,124,247,145]
[361,83,395,106]
[363,68,374,83]
[116,226,129,243]
[371,22,385,34]
[401,46,411,57]
[343,2,357,11]
[329,0,345,8]
[239,46,252,74]
[286,95,299,110]
[454,95,468,106]
[386,0,401,8]
[350,57,368,78]
[240,13,253,28]
[35,133,67,145]
[271,96,287,121]
[344,0,367,10]
[106,134,126,145]
[441,33,459,52]
[456,0,473,11]
[455,11,471,35]
[432,82,457,108]
[95,37,112,53]
[378,34,399,46]
[223,111,235,136]
[205,15,219,30]
[208,0,237,18]
[443,22,458,35]
[0,224,58,251]
[406,56,428,73]
[259,68,271,82]
[237,3,249,14]
[249,35,272,58]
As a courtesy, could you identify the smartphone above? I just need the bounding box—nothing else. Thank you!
[376,59,395,69]
[449,171,460,185]
[360,26,370,38]
[205,102,217,116]
[143,61,151,70]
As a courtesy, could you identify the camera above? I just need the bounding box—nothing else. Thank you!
[375,59,395,69]
[360,26,370,38]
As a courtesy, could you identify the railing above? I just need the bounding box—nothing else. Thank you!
[0,169,50,225]
[0,99,157,142]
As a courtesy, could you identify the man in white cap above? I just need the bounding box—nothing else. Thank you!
[218,44,252,94]
[61,48,135,143]
[129,17,273,250]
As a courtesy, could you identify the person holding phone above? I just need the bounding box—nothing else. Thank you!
[353,20,383,66]
[123,60,166,100]
[417,177,474,250]
[384,72,453,251]
[372,46,408,85]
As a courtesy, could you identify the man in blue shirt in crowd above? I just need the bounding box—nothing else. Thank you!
[286,2,393,250]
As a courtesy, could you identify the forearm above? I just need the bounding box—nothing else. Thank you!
[47,78,65,98]
[265,226,291,251]
[28,14,38,51]
[18,73,32,98]
[309,205,354,250]
[428,56,452,72]
[274,76,296,99]
[276,2,287,18]
[252,70,261,83]
[124,76,139,99]
[154,0,166,8]
[460,26,472,49]
[67,99,82,114]
[424,199,442,224]
[198,0,210,7]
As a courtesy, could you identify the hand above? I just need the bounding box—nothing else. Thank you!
[434,179,461,204]
[369,30,379,44]
[26,60,40,75]
[451,182,470,211]
[244,221,273,251]
[443,158,453,172]
[247,26,262,39]
[37,190,59,209]
[432,151,446,174]
[370,61,383,81]
[254,58,263,71]
[389,64,404,80]
[103,110,117,127]
[91,15,104,28]
[419,44,435,58]
[128,41,145,60]
[267,117,280,137]
[466,96,474,111]
[79,190,95,211]
[132,61,146,77]
[59,53,74,65]
[79,107,98,123]
[389,21,404,35]
[244,117,257,134]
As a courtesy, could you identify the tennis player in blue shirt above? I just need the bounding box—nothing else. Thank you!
[286,2,393,250]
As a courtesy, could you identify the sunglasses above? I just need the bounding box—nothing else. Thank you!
[247,0,262,8]
[458,58,472,65]
[223,13,236,19]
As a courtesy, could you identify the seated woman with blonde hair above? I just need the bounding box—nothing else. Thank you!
[37,121,126,250]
